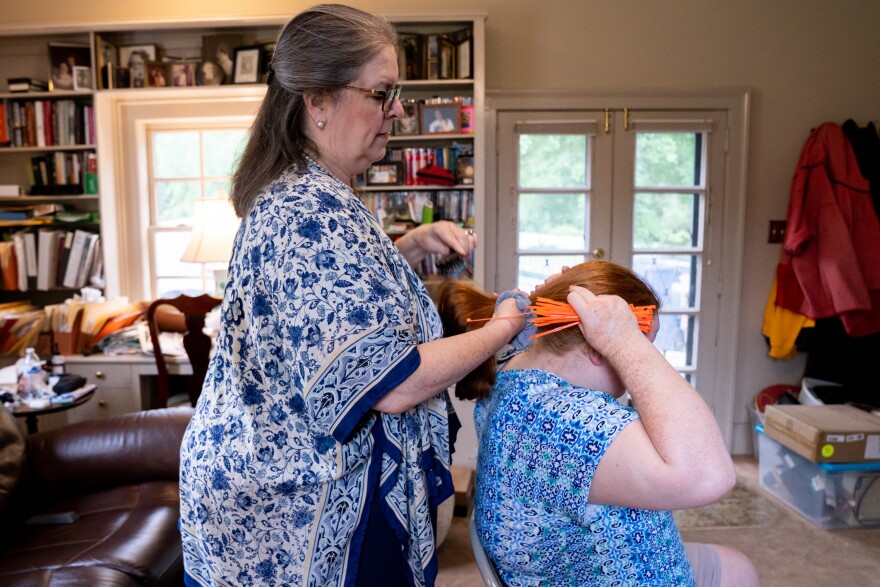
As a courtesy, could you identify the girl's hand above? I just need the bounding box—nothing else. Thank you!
[566,285,641,358]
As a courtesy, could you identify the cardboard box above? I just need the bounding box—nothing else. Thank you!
[764,404,880,464]
[758,427,880,529]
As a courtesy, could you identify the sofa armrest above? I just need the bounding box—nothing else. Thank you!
[25,407,193,495]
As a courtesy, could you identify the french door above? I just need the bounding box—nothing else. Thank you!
[496,108,726,397]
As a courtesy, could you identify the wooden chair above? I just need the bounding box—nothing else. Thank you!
[145,293,222,409]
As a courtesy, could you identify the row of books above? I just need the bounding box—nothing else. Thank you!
[359,189,474,227]
[6,77,49,93]
[367,145,474,187]
[27,151,97,195]
[0,228,103,293]
[0,99,96,148]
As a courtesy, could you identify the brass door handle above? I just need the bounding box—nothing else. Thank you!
[95,371,105,379]
[591,247,605,259]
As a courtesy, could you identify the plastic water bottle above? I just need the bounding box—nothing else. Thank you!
[17,347,44,401]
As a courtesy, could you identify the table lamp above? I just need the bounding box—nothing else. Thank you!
[180,198,240,295]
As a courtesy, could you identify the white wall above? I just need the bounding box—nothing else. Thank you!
[7,0,880,456]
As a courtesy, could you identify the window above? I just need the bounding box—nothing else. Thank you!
[97,87,264,302]
[146,125,248,298]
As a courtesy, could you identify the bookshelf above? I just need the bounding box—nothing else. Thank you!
[0,31,101,312]
[0,11,486,315]
[358,14,485,284]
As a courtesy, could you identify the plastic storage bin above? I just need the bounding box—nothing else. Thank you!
[757,425,880,529]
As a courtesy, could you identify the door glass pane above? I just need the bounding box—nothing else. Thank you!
[203,130,248,176]
[152,131,200,178]
[654,313,695,370]
[518,193,586,251]
[632,253,698,309]
[517,254,586,293]
[155,181,201,226]
[519,134,587,188]
[635,132,701,187]
[633,192,700,248]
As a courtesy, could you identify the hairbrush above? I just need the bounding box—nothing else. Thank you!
[435,252,472,279]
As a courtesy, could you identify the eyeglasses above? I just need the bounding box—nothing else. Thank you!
[344,85,402,113]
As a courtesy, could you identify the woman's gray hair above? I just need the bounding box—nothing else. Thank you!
[230,4,398,216]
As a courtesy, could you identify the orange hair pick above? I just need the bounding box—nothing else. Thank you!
[466,297,656,340]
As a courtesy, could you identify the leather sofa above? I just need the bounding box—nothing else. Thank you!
[0,405,193,586]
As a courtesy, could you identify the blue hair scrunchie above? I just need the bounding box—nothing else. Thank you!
[494,290,536,350]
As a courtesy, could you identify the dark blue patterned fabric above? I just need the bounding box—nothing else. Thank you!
[474,370,696,586]
[179,161,456,586]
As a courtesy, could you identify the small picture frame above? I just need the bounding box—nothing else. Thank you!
[48,43,91,91]
[459,103,475,134]
[366,163,402,186]
[114,67,132,89]
[232,46,264,84]
[170,61,197,87]
[119,44,157,88]
[72,66,92,90]
[146,63,168,87]
[196,60,225,86]
[439,37,456,80]
[202,34,241,83]
[398,32,423,80]
[421,103,460,134]
[95,35,118,89]
[393,99,420,136]
[456,155,475,185]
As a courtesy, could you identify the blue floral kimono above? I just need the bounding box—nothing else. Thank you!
[179,160,457,586]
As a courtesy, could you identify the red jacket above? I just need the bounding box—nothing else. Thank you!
[776,122,880,336]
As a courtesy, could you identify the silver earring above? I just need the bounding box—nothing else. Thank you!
[317,120,326,129]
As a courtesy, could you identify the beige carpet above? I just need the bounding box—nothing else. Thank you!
[436,457,880,587]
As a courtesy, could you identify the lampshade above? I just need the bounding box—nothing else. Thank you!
[180,198,240,263]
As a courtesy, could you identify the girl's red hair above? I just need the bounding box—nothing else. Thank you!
[435,260,660,400]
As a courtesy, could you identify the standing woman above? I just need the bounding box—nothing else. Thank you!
[178,5,524,587]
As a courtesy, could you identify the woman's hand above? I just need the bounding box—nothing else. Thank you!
[566,285,641,359]
[395,221,476,267]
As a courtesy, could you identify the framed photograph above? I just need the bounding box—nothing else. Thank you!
[202,34,241,83]
[421,103,460,134]
[398,32,423,80]
[170,61,197,87]
[459,102,475,134]
[439,37,456,80]
[48,43,91,91]
[114,67,132,89]
[424,34,440,80]
[196,60,225,86]
[456,155,475,185]
[95,35,118,89]
[72,66,92,90]
[393,99,420,136]
[232,46,264,84]
[366,163,402,186]
[119,44,157,88]
[147,63,168,87]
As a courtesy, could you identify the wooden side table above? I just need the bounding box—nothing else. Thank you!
[9,384,97,434]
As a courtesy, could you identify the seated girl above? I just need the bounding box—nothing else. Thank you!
[437,261,760,587]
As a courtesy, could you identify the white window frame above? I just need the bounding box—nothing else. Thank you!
[94,87,264,302]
